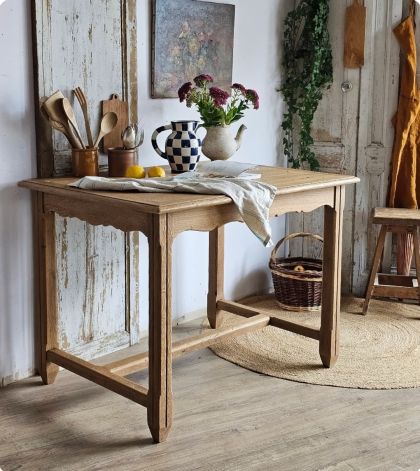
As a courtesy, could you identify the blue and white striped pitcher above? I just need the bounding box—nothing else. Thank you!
[151,121,202,173]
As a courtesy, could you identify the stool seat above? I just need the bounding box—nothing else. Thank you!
[373,207,420,226]
[363,208,420,314]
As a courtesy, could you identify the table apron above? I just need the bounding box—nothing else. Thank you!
[43,193,153,237]
[171,186,336,237]
[42,186,335,238]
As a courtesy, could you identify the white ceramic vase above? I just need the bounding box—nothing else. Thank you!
[202,124,247,161]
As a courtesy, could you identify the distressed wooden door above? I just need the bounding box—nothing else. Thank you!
[32,0,140,359]
[352,0,402,294]
[288,0,360,293]
[288,0,402,295]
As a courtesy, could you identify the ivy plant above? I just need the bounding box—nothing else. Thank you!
[280,0,333,171]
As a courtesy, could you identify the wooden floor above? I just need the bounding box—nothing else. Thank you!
[1,319,420,471]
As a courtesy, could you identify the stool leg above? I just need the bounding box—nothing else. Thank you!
[412,228,420,304]
[363,225,387,315]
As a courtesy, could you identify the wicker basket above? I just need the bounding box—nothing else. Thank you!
[269,233,323,312]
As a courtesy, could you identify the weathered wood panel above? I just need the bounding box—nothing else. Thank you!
[288,0,403,295]
[32,0,139,359]
[352,0,402,294]
[288,0,360,293]
[56,218,126,349]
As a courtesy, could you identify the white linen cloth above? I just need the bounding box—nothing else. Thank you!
[70,174,277,246]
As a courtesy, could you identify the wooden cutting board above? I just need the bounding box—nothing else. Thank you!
[102,94,128,151]
[343,0,366,69]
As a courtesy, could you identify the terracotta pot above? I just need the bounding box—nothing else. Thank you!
[108,147,137,177]
[72,148,99,177]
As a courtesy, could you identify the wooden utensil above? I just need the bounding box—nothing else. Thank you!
[40,103,71,139]
[60,97,85,149]
[42,91,83,149]
[41,106,72,143]
[94,112,118,148]
[41,107,73,145]
[102,94,128,151]
[74,87,94,148]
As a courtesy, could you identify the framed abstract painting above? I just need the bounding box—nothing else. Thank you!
[152,0,235,98]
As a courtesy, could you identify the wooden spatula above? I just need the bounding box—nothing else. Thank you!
[60,97,85,149]
[40,102,74,146]
[42,91,83,149]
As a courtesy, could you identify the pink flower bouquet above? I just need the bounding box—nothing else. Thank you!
[178,74,259,128]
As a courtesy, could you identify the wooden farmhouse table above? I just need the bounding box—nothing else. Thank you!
[20,166,359,443]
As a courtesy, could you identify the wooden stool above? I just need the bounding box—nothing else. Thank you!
[363,208,420,315]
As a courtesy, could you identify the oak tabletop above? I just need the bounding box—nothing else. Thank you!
[19,166,359,214]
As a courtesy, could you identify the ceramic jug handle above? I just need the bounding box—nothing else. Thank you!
[151,124,172,159]
[196,123,206,136]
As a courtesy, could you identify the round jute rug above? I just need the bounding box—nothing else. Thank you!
[208,296,420,389]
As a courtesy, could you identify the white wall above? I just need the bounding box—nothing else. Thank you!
[0,0,37,385]
[0,0,289,384]
[137,0,289,329]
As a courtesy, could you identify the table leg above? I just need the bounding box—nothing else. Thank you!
[147,214,173,443]
[319,186,345,368]
[207,226,225,329]
[37,194,59,384]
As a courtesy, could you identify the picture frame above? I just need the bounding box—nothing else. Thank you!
[152,0,235,98]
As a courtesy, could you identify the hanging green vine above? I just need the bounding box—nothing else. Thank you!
[280,0,333,171]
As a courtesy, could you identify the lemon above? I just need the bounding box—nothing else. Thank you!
[148,166,166,178]
[125,165,145,179]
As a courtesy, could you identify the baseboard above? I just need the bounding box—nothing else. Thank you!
[137,307,208,339]
[1,367,37,388]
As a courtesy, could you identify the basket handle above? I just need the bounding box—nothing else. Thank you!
[270,232,323,264]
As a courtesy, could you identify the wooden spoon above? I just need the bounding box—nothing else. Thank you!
[60,97,85,149]
[42,91,83,149]
[94,112,118,148]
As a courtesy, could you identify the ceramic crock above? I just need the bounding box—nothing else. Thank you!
[108,147,136,177]
[72,148,99,177]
